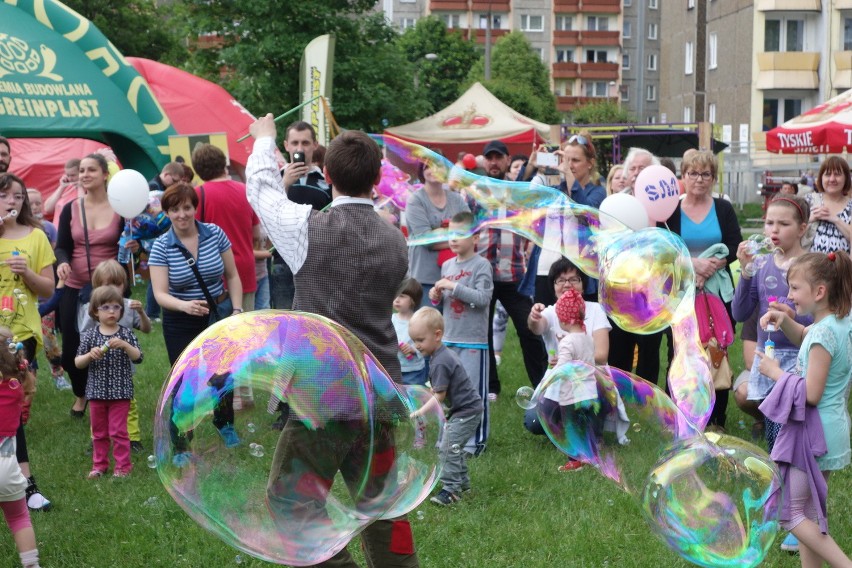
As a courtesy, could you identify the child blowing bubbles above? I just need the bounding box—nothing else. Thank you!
[757,251,852,566]
[409,307,482,506]
[0,326,42,568]
[393,277,427,386]
[75,285,143,479]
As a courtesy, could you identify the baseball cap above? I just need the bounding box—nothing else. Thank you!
[482,140,509,157]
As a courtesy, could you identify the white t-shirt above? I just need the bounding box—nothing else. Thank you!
[540,301,611,358]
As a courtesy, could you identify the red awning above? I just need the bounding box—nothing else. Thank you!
[766,89,852,154]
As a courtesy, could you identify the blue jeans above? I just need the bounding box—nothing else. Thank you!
[145,280,161,319]
[270,262,295,310]
[255,275,270,310]
[402,367,428,386]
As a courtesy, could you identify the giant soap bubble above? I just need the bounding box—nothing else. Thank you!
[153,311,445,566]
[383,134,782,567]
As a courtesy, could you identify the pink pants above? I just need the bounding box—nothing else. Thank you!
[90,399,131,474]
[1,498,31,533]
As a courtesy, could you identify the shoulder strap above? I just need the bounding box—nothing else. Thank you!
[175,246,218,311]
[78,197,93,278]
[199,185,206,223]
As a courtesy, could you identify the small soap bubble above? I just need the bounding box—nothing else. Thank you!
[450,444,461,455]
[514,386,536,410]
[12,288,20,295]
[235,555,243,564]
[246,423,256,433]
[251,444,265,458]
[143,496,159,507]
[607,499,614,506]
[632,423,642,433]
[416,511,425,520]
[147,455,157,469]
[764,275,778,290]
[7,343,16,353]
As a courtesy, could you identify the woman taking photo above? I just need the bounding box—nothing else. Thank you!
[807,156,852,254]
[55,154,129,418]
[148,183,242,455]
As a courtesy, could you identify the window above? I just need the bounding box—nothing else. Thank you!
[586,49,608,63]
[647,53,658,70]
[478,14,501,29]
[649,0,658,8]
[555,15,573,31]
[647,85,657,101]
[585,81,608,97]
[440,14,461,28]
[624,0,632,6]
[762,97,803,130]
[683,106,692,123]
[532,47,545,61]
[845,18,852,50]
[685,41,694,74]
[399,18,417,31]
[648,23,658,40]
[623,21,632,39]
[621,85,629,101]
[709,32,718,69]
[622,53,631,69]
[520,14,544,32]
[587,16,609,31]
[764,18,804,52]
[687,0,695,8]
[708,103,717,124]
[556,49,574,63]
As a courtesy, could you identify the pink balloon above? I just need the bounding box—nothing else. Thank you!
[462,153,477,170]
[634,165,681,223]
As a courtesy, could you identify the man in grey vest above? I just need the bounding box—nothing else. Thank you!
[247,114,418,568]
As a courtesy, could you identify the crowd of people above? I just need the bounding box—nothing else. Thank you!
[0,122,850,568]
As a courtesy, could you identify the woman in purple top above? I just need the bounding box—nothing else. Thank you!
[733,195,812,449]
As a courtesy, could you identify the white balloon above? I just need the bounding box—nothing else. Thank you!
[107,169,149,218]
[599,193,650,231]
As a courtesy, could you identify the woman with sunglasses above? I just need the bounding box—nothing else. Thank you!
[529,132,605,307]
[662,150,742,431]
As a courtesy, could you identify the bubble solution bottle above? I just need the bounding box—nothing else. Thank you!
[764,324,776,360]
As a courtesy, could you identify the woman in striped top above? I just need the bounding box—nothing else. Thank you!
[148,183,242,364]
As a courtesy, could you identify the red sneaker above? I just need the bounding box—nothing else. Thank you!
[557,459,584,472]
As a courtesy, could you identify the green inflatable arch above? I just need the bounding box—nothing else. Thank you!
[0,0,176,177]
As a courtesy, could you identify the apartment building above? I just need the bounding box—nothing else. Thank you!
[621,0,661,123]
[377,0,630,115]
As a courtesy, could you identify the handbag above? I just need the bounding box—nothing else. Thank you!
[175,246,223,323]
[76,198,94,331]
[696,291,734,389]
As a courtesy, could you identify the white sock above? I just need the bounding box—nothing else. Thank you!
[20,548,40,568]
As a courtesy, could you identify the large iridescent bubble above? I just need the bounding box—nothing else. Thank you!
[532,363,782,567]
[153,311,445,566]
[384,135,781,566]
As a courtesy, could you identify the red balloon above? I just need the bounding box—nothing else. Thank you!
[462,153,477,170]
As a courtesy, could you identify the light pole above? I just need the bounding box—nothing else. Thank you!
[413,53,438,90]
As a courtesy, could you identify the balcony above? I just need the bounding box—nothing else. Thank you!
[471,1,510,10]
[834,52,852,90]
[553,30,581,44]
[579,62,619,80]
[836,0,852,7]
[552,62,579,79]
[554,0,580,11]
[430,0,468,9]
[473,28,509,44]
[579,0,621,13]
[756,0,821,10]
[579,31,621,46]
[557,96,618,113]
[756,52,820,89]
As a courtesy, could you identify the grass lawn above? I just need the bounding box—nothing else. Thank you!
[8,300,852,567]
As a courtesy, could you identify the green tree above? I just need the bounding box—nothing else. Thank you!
[570,100,636,125]
[62,0,183,62]
[173,1,428,133]
[466,32,560,124]
[396,17,479,115]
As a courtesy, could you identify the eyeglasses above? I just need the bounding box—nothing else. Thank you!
[555,277,582,286]
[567,135,589,146]
[97,304,122,312]
[686,171,714,181]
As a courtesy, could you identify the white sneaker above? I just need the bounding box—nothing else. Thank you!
[26,491,51,512]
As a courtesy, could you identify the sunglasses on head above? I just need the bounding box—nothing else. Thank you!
[568,134,589,146]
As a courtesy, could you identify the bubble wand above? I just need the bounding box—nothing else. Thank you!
[236,96,322,143]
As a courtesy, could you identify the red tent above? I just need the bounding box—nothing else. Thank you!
[9,58,256,193]
[766,89,852,154]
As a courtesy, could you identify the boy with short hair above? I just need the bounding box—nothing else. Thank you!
[408,307,482,506]
[247,115,417,568]
[428,211,493,455]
